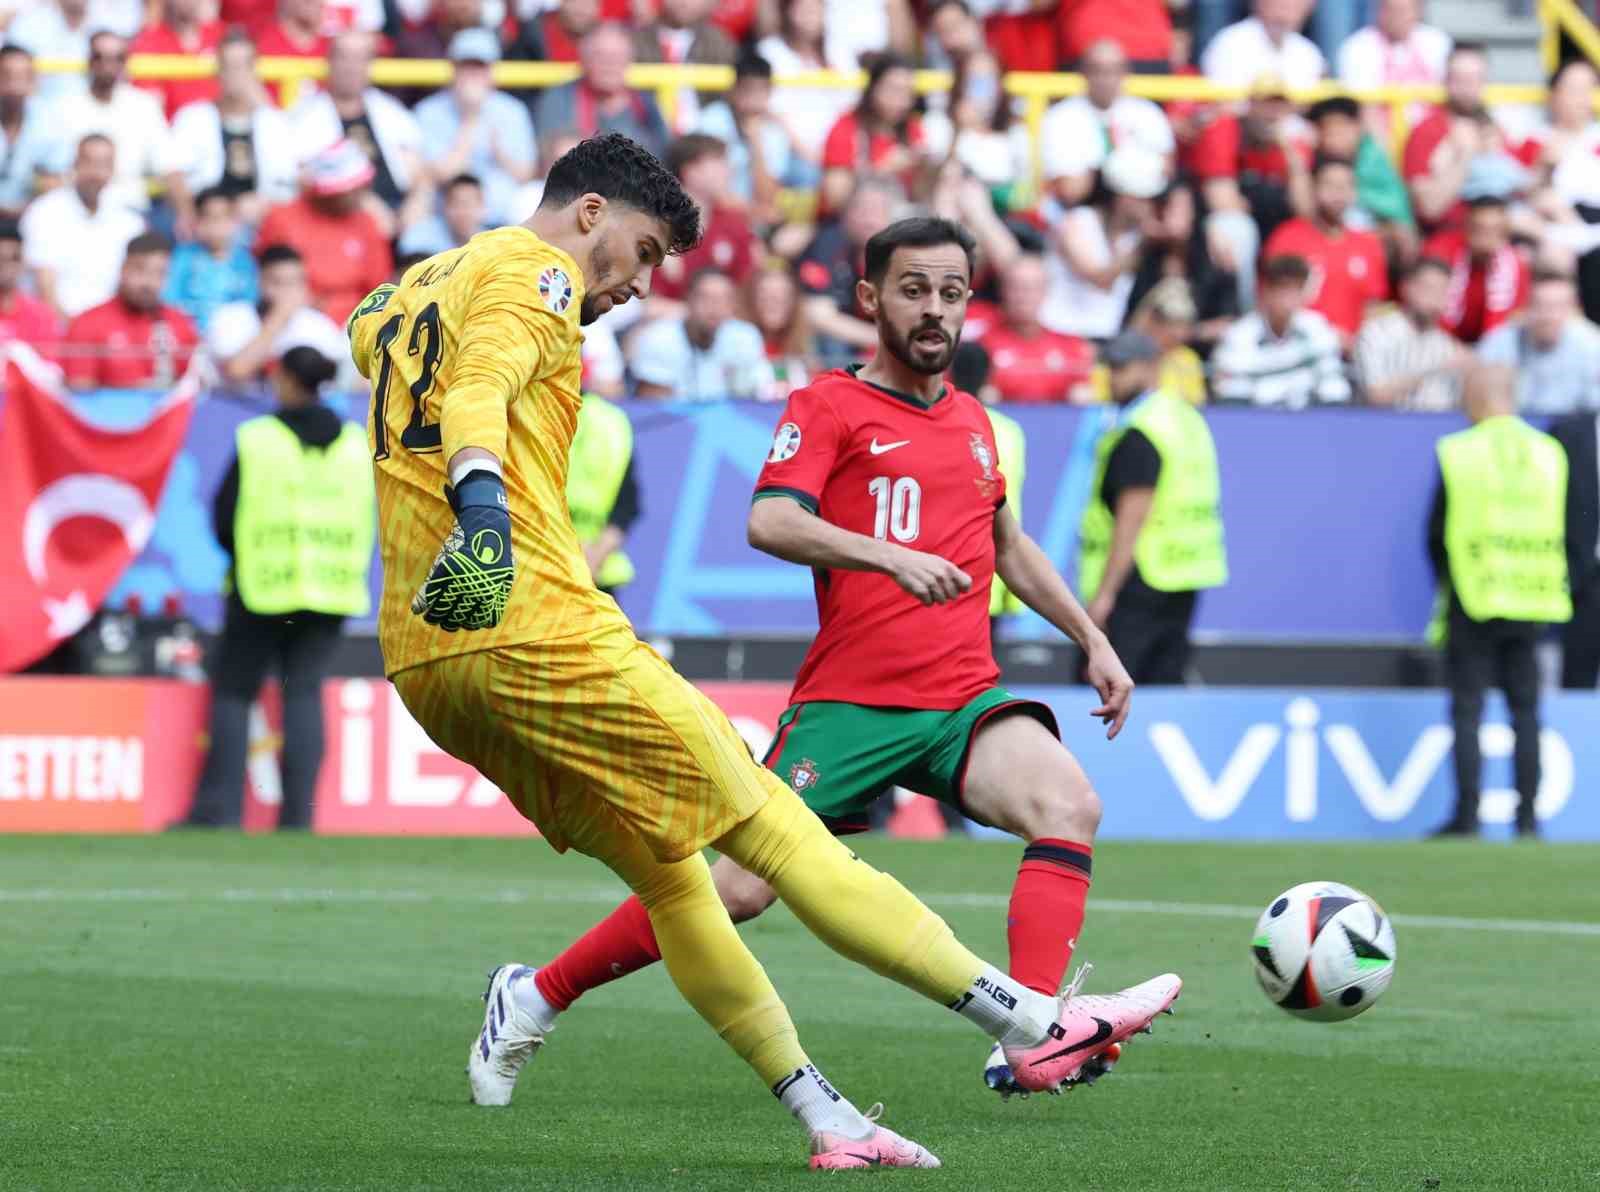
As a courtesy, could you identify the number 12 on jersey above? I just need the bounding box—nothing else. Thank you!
[869,475,921,542]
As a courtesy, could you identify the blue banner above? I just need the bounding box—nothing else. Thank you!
[1019,686,1599,841]
[75,392,1463,640]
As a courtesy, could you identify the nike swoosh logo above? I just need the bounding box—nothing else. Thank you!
[869,438,911,455]
[1029,1017,1114,1067]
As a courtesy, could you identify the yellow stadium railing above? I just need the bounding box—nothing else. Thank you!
[35,53,1557,191]
[1539,0,1600,77]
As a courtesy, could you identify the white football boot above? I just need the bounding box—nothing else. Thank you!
[467,964,551,1106]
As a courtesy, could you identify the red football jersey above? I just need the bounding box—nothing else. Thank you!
[754,368,1006,710]
[1262,218,1389,338]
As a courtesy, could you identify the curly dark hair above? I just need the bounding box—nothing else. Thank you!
[539,132,702,255]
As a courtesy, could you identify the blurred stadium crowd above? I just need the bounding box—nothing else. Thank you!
[2,0,1600,413]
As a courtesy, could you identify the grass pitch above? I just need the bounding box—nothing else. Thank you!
[4,834,1598,1191]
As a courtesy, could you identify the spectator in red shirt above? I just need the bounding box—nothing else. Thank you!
[1402,41,1496,233]
[254,0,331,103]
[975,254,1096,403]
[1423,194,1530,345]
[511,0,602,64]
[62,232,199,391]
[742,261,815,400]
[1263,156,1389,346]
[982,0,1058,74]
[1058,0,1174,71]
[1187,75,1313,302]
[819,53,926,215]
[649,133,759,312]
[0,218,62,360]
[254,139,393,325]
[131,0,224,120]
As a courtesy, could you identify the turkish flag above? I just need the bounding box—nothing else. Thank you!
[0,345,199,673]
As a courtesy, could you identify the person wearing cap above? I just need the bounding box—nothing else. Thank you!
[1427,363,1571,838]
[253,139,394,326]
[289,32,427,221]
[1123,278,1208,405]
[1043,146,1163,341]
[416,27,538,226]
[1077,329,1227,684]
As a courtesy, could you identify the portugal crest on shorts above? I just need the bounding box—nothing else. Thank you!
[538,267,573,314]
[789,758,820,792]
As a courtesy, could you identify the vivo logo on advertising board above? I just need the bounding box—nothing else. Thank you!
[1028,688,1597,840]
[1148,698,1573,826]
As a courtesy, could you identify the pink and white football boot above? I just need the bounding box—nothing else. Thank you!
[1003,965,1181,1094]
[808,1105,941,1171]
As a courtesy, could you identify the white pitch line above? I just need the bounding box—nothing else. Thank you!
[3,886,1598,937]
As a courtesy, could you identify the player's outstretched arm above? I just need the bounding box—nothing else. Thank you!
[993,504,1134,738]
[748,495,972,606]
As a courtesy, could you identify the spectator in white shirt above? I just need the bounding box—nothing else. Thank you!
[755,0,857,162]
[1337,0,1451,92]
[6,0,95,100]
[1357,255,1467,411]
[1202,0,1326,90]
[1044,147,1164,340]
[19,133,146,319]
[1040,38,1175,208]
[1212,253,1352,407]
[55,31,185,216]
[1478,270,1600,415]
[171,31,300,230]
[631,267,772,400]
[290,32,429,229]
[206,243,352,388]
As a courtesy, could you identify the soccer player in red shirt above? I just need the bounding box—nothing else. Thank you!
[516,217,1178,1100]
[62,232,198,391]
[1263,156,1389,346]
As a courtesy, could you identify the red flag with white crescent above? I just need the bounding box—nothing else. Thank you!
[0,344,199,673]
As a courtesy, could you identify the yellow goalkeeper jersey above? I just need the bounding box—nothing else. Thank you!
[349,226,621,677]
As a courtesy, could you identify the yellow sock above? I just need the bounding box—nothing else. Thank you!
[715,780,986,1006]
[633,850,808,1088]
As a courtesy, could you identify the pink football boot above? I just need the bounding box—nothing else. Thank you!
[808,1104,941,1171]
[1003,966,1181,1094]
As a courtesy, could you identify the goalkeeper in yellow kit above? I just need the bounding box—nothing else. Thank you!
[349,133,1174,1170]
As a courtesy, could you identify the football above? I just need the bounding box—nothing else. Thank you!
[1250,881,1397,1021]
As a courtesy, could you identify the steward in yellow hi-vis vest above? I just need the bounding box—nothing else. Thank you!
[1076,332,1225,685]
[566,393,640,595]
[1427,364,1571,840]
[986,405,1026,617]
[185,345,374,832]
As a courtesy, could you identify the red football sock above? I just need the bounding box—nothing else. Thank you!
[1006,838,1093,996]
[533,895,662,1012]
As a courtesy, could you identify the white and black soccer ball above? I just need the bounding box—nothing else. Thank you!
[1250,881,1397,1021]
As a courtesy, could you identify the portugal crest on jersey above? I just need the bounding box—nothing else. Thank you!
[789,758,820,792]
[538,267,573,314]
[970,432,1000,501]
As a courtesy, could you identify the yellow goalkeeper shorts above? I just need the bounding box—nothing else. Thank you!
[391,619,776,862]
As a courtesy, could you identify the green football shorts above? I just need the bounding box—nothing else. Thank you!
[759,688,1059,834]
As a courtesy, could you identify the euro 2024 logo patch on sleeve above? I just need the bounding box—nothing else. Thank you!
[769,421,802,462]
[539,267,573,314]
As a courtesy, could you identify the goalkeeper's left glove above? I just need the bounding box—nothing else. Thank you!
[411,469,514,632]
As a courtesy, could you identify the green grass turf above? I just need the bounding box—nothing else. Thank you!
[3,835,1598,1191]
